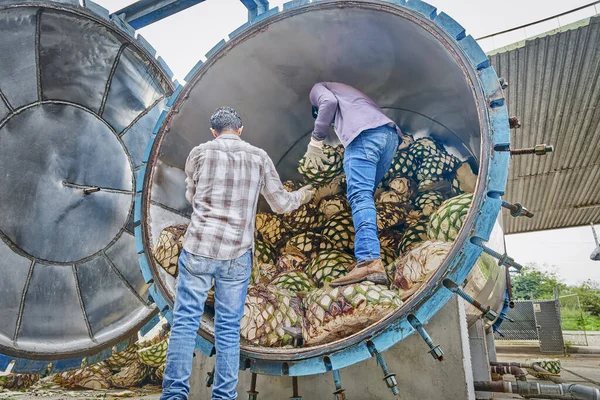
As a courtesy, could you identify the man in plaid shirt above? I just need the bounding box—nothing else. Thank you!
[162,107,315,400]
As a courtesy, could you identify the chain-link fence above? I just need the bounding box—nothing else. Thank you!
[494,300,539,340]
[494,299,566,353]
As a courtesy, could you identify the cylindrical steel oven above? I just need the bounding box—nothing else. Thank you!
[0,0,174,373]
[137,0,511,375]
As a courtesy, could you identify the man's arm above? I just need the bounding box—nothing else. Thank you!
[184,147,204,204]
[261,155,313,214]
[309,82,338,141]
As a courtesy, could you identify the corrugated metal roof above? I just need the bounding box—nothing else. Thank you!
[489,15,600,234]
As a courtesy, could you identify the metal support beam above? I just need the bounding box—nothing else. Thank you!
[239,0,269,20]
[112,0,207,29]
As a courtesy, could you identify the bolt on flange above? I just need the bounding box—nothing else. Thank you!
[501,201,534,218]
[443,280,498,321]
[407,315,444,361]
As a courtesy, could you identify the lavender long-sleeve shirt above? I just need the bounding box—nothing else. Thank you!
[309,82,402,147]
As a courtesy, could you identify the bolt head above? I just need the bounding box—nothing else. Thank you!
[334,390,346,400]
[384,374,398,388]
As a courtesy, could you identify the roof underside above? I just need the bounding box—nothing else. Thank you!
[490,15,600,234]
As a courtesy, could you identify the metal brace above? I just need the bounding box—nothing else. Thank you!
[407,315,444,361]
[367,342,399,395]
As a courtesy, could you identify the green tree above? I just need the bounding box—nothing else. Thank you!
[572,280,600,317]
[511,264,566,300]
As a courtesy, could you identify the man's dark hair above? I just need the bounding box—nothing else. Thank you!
[210,107,242,133]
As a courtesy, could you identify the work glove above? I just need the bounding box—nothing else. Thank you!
[298,184,316,205]
[303,138,327,170]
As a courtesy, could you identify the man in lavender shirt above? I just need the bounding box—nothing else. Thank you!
[303,82,409,286]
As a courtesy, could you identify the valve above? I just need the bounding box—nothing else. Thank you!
[289,376,302,400]
[367,342,399,395]
[247,373,259,400]
[443,280,498,321]
[332,370,346,400]
[407,315,444,361]
[206,367,215,387]
[501,201,534,218]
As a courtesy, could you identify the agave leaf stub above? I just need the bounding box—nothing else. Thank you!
[391,241,452,300]
[302,282,402,345]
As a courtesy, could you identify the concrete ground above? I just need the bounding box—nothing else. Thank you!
[2,352,599,399]
[563,330,600,347]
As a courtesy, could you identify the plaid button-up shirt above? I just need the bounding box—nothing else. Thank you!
[183,134,302,260]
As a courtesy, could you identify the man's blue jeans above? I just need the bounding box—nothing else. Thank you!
[161,248,252,400]
[344,125,399,263]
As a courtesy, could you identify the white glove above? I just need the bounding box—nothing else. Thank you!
[303,138,327,170]
[298,184,316,205]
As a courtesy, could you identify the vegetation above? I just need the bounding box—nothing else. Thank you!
[511,264,600,331]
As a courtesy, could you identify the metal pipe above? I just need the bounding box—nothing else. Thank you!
[489,365,527,381]
[474,381,600,400]
[490,361,523,367]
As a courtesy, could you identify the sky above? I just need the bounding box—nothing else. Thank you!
[96,0,600,285]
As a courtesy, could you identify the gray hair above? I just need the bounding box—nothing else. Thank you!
[210,107,242,133]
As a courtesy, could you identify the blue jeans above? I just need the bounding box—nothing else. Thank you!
[344,125,399,263]
[161,249,252,400]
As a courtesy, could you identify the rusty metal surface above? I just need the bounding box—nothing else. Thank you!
[491,16,600,234]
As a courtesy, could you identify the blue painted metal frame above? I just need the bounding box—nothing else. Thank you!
[0,0,175,374]
[112,0,206,30]
[135,0,511,377]
[112,0,269,29]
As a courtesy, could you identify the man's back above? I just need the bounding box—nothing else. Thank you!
[162,106,313,400]
[184,134,304,260]
[309,82,397,147]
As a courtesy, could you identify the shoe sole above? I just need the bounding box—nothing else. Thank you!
[329,273,389,287]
